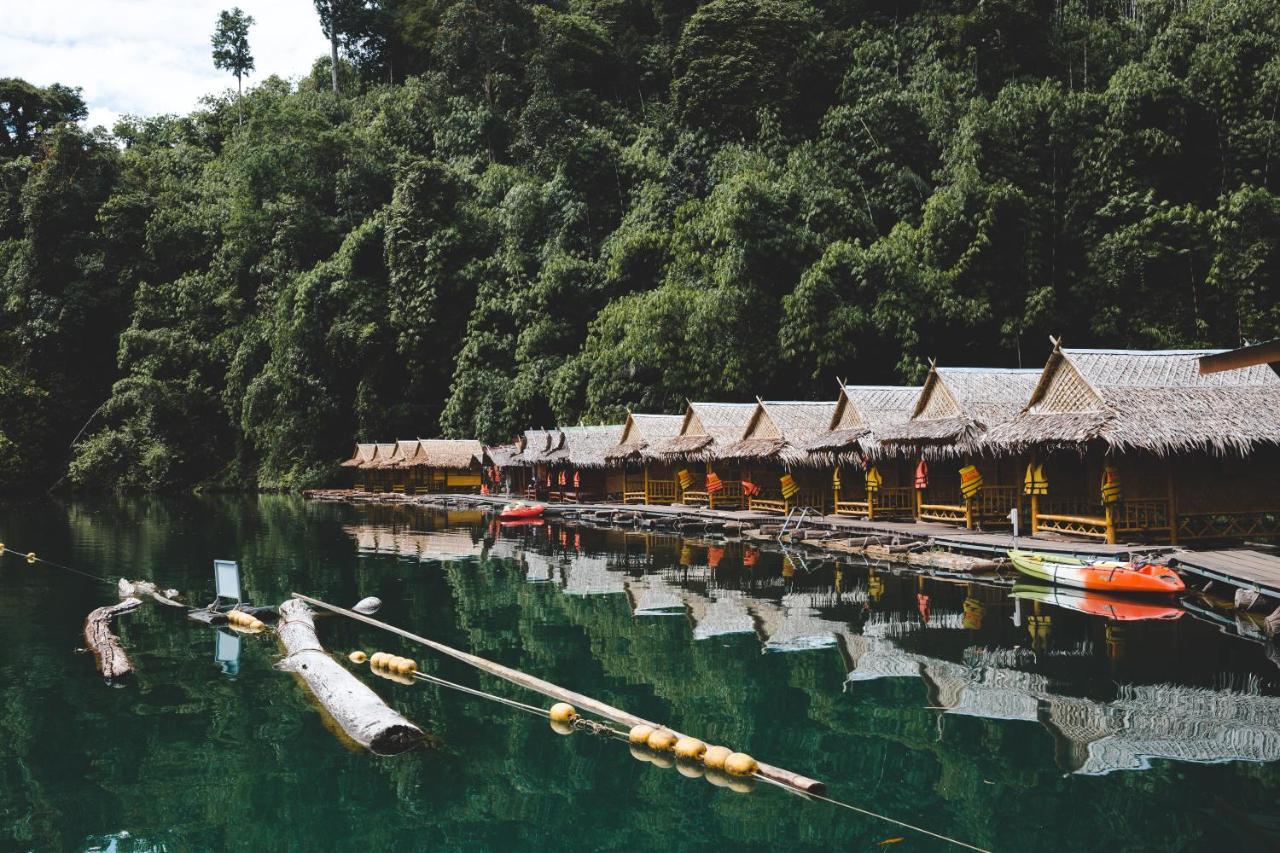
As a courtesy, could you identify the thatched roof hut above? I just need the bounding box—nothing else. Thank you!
[558,424,626,468]
[369,442,402,468]
[341,443,379,468]
[398,439,484,469]
[607,413,685,461]
[877,365,1041,456]
[658,402,757,460]
[484,443,522,469]
[517,429,559,465]
[987,346,1280,456]
[722,400,836,466]
[804,385,921,458]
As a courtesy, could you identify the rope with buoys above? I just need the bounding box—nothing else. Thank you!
[0,541,117,587]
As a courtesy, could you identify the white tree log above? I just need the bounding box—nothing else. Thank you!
[276,599,424,755]
[118,578,184,608]
[85,597,143,679]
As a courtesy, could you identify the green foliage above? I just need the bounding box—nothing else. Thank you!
[0,0,1277,491]
[211,7,256,93]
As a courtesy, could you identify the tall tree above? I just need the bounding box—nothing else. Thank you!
[314,0,371,94]
[211,7,255,119]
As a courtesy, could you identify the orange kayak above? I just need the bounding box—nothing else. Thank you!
[1009,549,1184,594]
[498,502,545,521]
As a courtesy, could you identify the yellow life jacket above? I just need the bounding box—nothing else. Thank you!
[780,473,800,499]
[959,464,984,500]
[865,466,883,493]
[1100,463,1121,504]
[1023,462,1048,496]
[677,469,694,490]
[832,467,841,490]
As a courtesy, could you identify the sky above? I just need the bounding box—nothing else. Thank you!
[2,0,331,130]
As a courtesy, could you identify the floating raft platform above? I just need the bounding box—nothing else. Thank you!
[1173,549,1280,599]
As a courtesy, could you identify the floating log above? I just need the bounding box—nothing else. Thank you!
[118,578,184,608]
[293,593,825,794]
[275,599,424,755]
[1235,588,1265,613]
[84,597,143,679]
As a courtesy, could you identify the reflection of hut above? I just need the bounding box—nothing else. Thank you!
[561,554,625,596]
[877,365,1040,529]
[658,402,756,507]
[806,385,920,520]
[551,425,626,502]
[988,344,1280,543]
[625,574,687,616]
[344,525,483,561]
[751,592,846,652]
[685,590,757,640]
[608,413,685,505]
[721,401,836,513]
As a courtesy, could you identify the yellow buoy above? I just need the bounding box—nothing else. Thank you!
[673,737,706,760]
[395,658,414,675]
[26,552,36,564]
[723,752,758,776]
[702,745,732,770]
[549,718,574,736]
[246,618,266,631]
[0,543,5,554]
[628,724,655,745]
[675,759,705,779]
[548,702,577,723]
[401,658,418,673]
[370,652,389,667]
[348,651,368,664]
[646,729,677,752]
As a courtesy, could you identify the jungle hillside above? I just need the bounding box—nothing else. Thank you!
[2,0,1278,492]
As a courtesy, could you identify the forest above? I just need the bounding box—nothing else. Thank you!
[1,0,1278,491]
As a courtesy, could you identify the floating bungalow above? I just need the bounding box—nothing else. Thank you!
[340,439,484,494]
[876,365,1041,529]
[659,402,757,508]
[721,400,836,513]
[805,385,921,520]
[608,413,686,505]
[988,345,1280,543]
[549,424,626,502]
[516,429,560,499]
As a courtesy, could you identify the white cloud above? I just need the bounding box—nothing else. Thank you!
[1,0,331,129]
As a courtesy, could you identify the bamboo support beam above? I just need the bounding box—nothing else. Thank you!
[292,592,825,795]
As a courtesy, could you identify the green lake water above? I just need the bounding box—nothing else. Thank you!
[3,495,1280,851]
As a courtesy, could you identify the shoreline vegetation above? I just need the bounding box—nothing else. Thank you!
[2,0,1278,496]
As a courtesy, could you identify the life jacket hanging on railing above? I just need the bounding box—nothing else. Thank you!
[914,458,929,489]
[958,465,984,500]
[1023,462,1048,495]
[558,470,567,487]
[742,479,761,497]
[677,469,694,490]
[832,467,841,490]
[865,466,882,494]
[780,474,800,499]
[1101,461,1121,504]
[573,470,580,490]
[706,471,724,495]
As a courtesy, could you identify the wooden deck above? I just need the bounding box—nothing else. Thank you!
[1173,549,1280,598]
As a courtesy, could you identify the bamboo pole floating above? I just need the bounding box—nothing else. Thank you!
[292,592,826,794]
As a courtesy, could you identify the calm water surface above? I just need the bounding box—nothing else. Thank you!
[3,495,1280,851]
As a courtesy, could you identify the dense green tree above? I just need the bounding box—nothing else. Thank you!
[212,7,256,100]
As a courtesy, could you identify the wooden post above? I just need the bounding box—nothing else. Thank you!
[1030,493,1039,536]
[1104,503,1116,544]
[915,487,923,521]
[643,463,650,504]
[1167,459,1179,546]
[964,499,974,529]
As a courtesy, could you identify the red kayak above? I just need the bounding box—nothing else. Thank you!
[499,502,545,521]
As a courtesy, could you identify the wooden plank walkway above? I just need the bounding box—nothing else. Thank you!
[1173,549,1280,598]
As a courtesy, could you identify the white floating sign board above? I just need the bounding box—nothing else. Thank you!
[214,559,241,602]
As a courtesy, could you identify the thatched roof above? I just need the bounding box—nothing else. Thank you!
[721,400,836,466]
[608,413,685,461]
[805,385,921,455]
[558,424,626,468]
[368,442,402,469]
[399,439,484,469]
[987,346,1280,456]
[484,443,522,468]
[517,429,558,465]
[877,366,1041,456]
[341,443,379,468]
[658,401,756,460]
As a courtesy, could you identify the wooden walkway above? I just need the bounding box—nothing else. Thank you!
[1173,549,1280,598]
